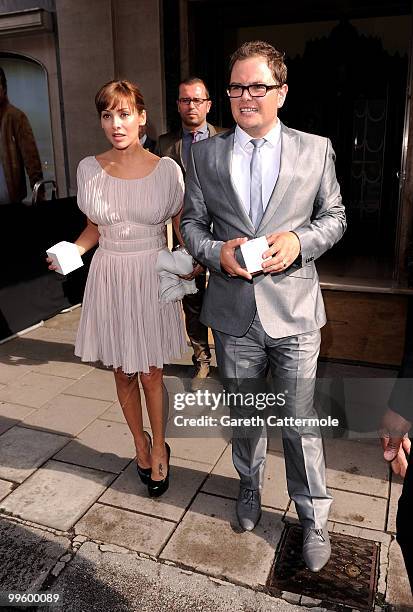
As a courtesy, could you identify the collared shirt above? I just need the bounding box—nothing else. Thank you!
[231,121,281,216]
[182,122,209,170]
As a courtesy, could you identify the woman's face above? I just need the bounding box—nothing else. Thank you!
[100,98,145,149]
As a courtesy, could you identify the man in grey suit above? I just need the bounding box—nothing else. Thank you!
[181,41,346,572]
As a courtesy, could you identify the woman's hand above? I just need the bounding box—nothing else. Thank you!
[46,256,58,271]
[179,263,205,281]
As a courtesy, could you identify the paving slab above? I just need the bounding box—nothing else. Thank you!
[30,359,94,380]
[324,438,389,497]
[100,456,208,522]
[161,492,283,588]
[0,460,113,530]
[49,541,312,612]
[100,399,150,428]
[43,308,81,331]
[0,517,70,592]
[63,369,118,402]
[0,372,73,408]
[25,326,78,345]
[0,361,33,384]
[287,487,387,530]
[0,426,69,483]
[202,444,290,511]
[22,394,112,437]
[54,419,136,473]
[0,335,77,362]
[166,435,228,467]
[75,502,174,556]
[0,478,13,501]
[331,522,392,545]
[99,381,170,419]
[0,401,36,434]
[387,477,403,534]
[386,539,413,609]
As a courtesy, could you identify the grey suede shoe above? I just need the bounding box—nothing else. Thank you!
[302,527,331,572]
[236,487,262,531]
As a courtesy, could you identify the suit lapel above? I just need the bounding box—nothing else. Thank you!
[258,123,300,233]
[215,129,255,233]
[174,132,184,169]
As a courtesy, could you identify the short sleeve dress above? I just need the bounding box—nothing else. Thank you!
[74,156,187,374]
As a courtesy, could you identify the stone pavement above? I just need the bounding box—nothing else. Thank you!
[0,308,411,611]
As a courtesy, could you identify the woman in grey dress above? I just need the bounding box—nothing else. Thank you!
[52,80,187,497]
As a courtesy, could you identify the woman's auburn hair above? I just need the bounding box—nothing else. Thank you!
[95,80,145,115]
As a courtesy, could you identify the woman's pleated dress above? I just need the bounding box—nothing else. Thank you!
[74,155,187,374]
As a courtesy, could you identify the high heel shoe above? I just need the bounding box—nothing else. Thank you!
[136,431,152,485]
[148,443,171,498]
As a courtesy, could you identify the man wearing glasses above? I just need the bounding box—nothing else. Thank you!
[157,77,225,384]
[181,41,346,572]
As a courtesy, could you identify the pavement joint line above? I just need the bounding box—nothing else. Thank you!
[95,499,179,525]
[167,454,221,467]
[50,455,130,475]
[0,475,19,485]
[325,518,389,533]
[0,510,72,538]
[325,485,390,501]
[62,390,117,402]
[156,439,231,558]
[198,489,289,513]
[16,423,75,439]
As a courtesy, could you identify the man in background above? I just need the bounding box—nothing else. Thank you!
[157,77,225,383]
[0,67,43,204]
[139,124,156,153]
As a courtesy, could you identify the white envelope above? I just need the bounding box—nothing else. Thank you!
[46,241,84,275]
[240,236,270,273]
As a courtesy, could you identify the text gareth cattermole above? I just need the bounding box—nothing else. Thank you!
[173,390,287,411]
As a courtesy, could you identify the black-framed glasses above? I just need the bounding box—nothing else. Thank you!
[178,97,210,106]
[226,84,281,98]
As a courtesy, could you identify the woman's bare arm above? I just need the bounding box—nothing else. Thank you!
[75,217,100,255]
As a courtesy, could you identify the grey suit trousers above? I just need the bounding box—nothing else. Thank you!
[213,312,332,529]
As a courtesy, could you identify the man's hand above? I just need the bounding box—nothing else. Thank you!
[380,408,411,478]
[220,237,252,280]
[262,231,301,273]
[179,263,205,281]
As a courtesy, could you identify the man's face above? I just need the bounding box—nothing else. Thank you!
[177,83,211,130]
[229,56,288,138]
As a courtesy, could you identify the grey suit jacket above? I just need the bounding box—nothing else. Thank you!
[180,123,346,338]
[156,123,224,175]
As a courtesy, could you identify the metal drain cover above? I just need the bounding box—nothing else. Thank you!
[268,524,379,610]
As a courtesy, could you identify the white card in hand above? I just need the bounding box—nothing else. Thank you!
[240,236,270,273]
[46,241,84,275]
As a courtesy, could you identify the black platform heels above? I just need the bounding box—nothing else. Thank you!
[148,443,171,497]
[136,431,152,485]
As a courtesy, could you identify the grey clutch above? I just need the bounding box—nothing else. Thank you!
[155,247,198,302]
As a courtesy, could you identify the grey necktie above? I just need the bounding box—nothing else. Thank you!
[249,138,266,229]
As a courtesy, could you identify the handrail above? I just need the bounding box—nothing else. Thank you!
[32,179,58,205]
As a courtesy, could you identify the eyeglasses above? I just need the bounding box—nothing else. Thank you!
[178,97,210,106]
[226,84,281,98]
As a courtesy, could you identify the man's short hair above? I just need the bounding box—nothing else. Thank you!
[178,77,210,99]
[0,67,7,94]
[229,41,287,86]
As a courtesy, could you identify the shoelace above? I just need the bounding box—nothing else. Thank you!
[242,488,259,509]
[304,528,326,542]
